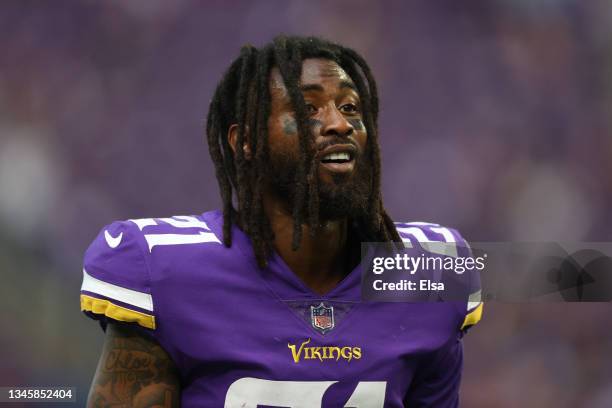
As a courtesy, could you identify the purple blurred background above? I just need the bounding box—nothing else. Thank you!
[0,1,610,406]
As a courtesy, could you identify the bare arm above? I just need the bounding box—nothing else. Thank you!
[87,322,181,408]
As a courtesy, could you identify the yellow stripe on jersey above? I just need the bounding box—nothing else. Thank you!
[461,302,483,330]
[80,294,156,329]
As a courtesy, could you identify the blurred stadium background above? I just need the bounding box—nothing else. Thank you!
[0,1,610,406]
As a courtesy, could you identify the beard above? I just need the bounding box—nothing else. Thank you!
[267,144,373,223]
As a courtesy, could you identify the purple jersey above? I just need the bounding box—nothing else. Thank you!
[81,210,482,407]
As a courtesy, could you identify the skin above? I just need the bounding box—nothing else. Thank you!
[87,323,180,407]
[229,58,368,294]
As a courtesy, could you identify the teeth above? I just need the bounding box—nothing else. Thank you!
[322,152,350,161]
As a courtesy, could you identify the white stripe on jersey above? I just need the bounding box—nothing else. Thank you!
[468,290,482,311]
[81,268,154,312]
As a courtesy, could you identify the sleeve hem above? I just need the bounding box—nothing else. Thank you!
[81,294,156,329]
[460,302,483,331]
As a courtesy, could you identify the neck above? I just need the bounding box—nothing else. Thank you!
[263,192,354,295]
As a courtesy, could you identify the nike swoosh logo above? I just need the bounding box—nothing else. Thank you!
[104,230,123,248]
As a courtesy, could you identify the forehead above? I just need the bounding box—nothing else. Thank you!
[269,58,355,94]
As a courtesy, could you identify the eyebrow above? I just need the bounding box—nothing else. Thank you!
[298,80,358,93]
[339,80,358,92]
[299,84,324,92]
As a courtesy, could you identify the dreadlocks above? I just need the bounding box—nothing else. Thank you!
[206,35,401,268]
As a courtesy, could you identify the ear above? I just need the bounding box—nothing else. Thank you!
[227,124,252,160]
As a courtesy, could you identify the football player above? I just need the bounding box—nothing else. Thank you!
[81,35,482,407]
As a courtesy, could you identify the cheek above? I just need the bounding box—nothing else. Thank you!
[269,113,299,139]
[267,114,301,157]
[354,129,368,153]
[347,118,365,132]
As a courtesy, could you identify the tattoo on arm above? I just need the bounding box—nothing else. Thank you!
[88,323,181,408]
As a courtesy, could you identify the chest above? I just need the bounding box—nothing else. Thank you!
[148,246,458,407]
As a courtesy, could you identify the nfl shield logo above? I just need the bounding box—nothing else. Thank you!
[311,302,334,334]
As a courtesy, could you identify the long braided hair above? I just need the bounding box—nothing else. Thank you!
[206,35,401,268]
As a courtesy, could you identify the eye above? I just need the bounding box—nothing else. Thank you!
[305,103,317,115]
[339,103,360,114]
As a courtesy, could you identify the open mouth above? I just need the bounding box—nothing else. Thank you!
[319,146,356,174]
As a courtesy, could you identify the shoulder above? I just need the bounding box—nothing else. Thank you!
[83,212,222,279]
[394,221,470,258]
[81,211,224,330]
[127,213,222,253]
[394,220,483,333]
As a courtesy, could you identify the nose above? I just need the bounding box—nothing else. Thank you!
[319,104,354,138]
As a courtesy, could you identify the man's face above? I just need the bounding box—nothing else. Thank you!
[267,58,371,222]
